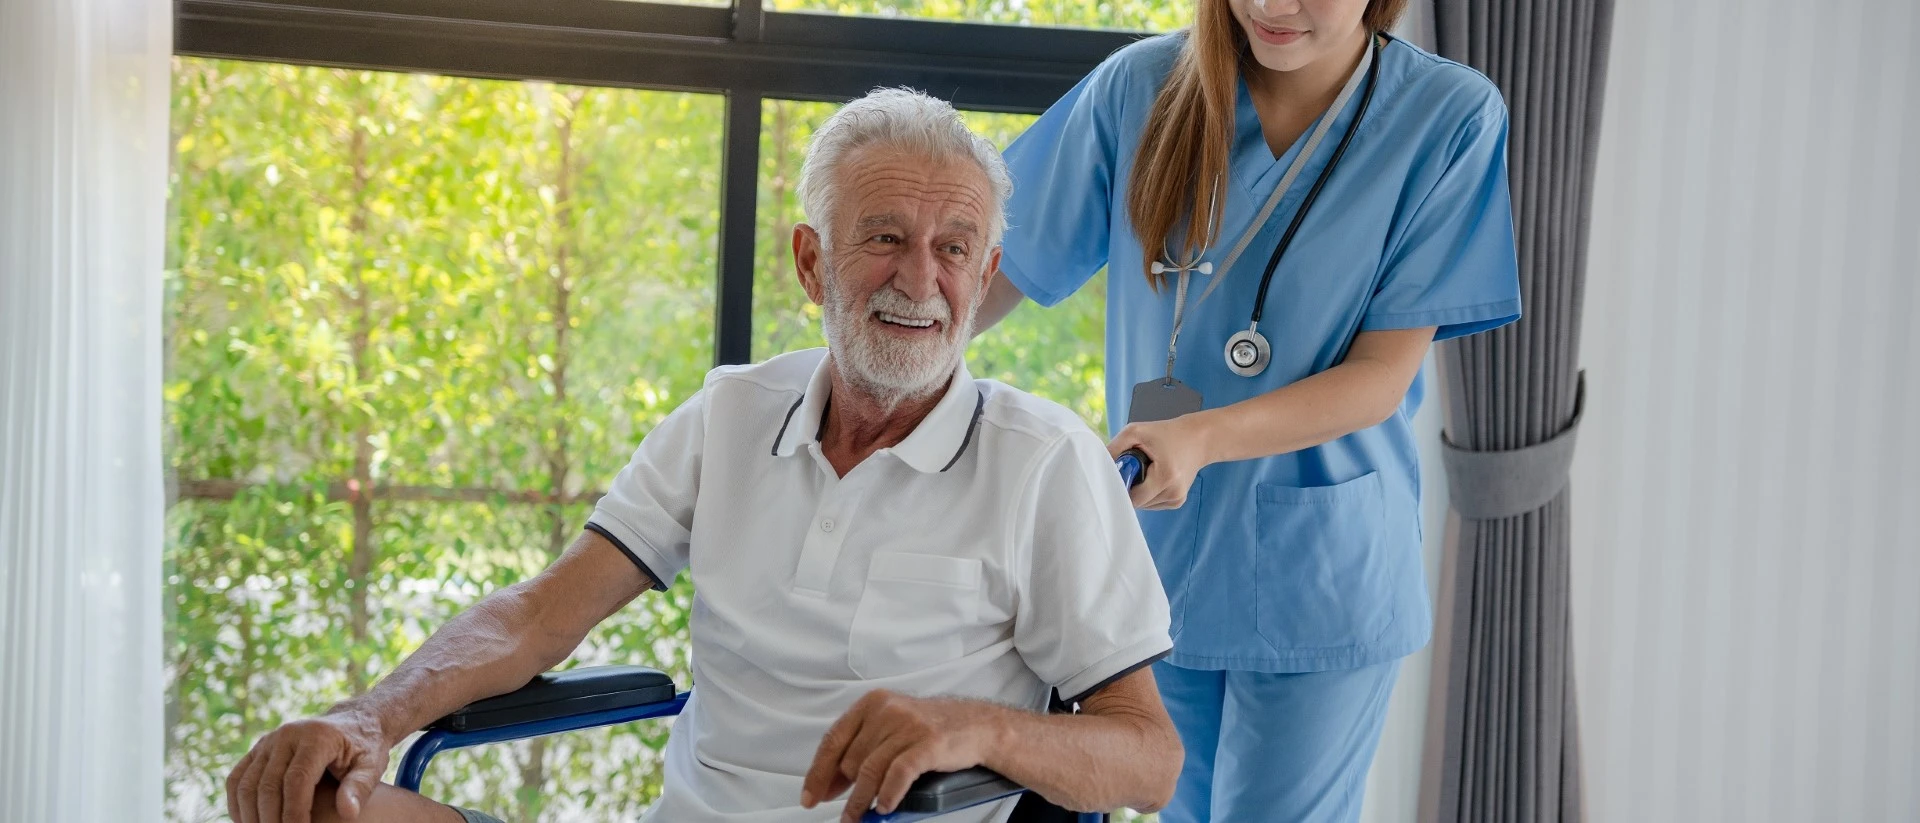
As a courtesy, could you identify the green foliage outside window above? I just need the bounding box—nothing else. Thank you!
[770,0,1190,30]
[166,3,1189,821]
[167,63,721,821]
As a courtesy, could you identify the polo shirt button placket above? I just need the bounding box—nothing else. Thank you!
[792,482,858,595]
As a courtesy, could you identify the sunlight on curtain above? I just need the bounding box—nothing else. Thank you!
[0,0,171,819]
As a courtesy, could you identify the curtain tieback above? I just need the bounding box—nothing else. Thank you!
[1440,371,1586,520]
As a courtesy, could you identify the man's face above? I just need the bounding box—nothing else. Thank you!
[795,146,1001,399]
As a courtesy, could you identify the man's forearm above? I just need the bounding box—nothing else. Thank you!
[328,582,578,748]
[976,699,1181,813]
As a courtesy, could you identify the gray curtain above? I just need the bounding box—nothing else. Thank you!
[1421,2,1615,822]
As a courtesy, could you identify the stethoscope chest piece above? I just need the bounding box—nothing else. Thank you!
[1224,328,1271,377]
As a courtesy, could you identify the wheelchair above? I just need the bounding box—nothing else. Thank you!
[394,451,1151,823]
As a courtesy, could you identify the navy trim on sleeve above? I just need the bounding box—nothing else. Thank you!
[584,522,668,591]
[1065,648,1172,705]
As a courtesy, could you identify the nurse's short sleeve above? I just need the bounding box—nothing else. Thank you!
[998,55,1132,308]
[1363,105,1523,342]
[585,390,705,591]
[1012,432,1173,703]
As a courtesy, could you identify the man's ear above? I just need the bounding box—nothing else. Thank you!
[793,223,827,306]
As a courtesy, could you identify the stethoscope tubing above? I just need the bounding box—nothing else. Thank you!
[1247,36,1384,327]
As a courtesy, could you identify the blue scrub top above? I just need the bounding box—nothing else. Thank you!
[999,33,1522,673]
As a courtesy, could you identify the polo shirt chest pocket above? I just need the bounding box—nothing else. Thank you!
[848,551,983,680]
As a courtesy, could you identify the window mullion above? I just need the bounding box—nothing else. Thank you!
[716,88,763,367]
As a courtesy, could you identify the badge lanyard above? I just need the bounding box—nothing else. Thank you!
[1131,38,1381,425]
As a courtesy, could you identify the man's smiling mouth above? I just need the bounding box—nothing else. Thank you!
[876,312,939,329]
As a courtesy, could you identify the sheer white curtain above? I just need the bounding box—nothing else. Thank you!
[0,0,170,818]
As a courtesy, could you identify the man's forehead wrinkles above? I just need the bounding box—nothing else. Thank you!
[846,163,988,194]
[834,158,994,241]
[847,182,987,207]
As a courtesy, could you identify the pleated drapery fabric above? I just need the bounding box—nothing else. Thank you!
[0,0,171,818]
[1421,2,1616,822]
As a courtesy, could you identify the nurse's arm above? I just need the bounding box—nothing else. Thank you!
[971,267,1030,337]
[1193,326,1438,462]
[801,667,1180,820]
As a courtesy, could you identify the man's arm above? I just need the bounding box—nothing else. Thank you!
[334,529,654,746]
[800,667,1181,822]
[226,530,653,823]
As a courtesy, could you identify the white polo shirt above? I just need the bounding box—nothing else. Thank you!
[584,348,1172,823]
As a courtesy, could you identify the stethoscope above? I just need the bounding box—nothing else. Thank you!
[1155,35,1382,379]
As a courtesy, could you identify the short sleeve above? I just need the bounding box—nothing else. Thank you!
[1363,105,1523,341]
[585,390,706,590]
[1012,432,1173,703]
[998,55,1132,308]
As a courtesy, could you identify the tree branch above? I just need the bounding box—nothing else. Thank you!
[172,478,605,506]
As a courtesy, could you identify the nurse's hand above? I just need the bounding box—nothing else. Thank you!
[1108,415,1213,510]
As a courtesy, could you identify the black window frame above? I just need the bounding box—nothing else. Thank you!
[174,0,1149,365]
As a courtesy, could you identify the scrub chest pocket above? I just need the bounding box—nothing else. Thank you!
[848,551,984,679]
[1253,471,1395,651]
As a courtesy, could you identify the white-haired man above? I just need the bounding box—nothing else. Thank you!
[225,88,1181,823]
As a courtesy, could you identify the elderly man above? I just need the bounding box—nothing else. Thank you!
[225,88,1180,823]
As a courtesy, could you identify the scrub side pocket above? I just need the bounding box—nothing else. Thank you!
[1253,471,1394,651]
[848,551,983,679]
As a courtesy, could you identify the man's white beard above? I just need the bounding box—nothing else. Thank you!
[820,269,978,405]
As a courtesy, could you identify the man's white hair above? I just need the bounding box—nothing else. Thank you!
[797,87,1013,251]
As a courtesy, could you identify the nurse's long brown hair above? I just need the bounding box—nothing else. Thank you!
[1127,0,1407,289]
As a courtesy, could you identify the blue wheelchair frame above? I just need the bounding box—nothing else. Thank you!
[395,450,1150,823]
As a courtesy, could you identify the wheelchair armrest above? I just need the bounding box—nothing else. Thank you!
[428,665,678,733]
[895,766,1024,814]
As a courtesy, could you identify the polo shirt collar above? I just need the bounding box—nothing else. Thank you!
[772,352,986,474]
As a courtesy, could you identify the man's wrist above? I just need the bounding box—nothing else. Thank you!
[325,696,401,748]
[969,701,1020,773]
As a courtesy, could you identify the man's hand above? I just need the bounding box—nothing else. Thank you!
[801,690,1005,823]
[226,710,389,823]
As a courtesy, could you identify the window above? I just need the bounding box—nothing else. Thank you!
[166,60,719,819]
[168,1,1146,819]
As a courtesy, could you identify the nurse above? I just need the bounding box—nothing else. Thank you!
[975,1,1522,820]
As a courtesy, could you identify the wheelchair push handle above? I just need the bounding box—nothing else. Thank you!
[1115,448,1150,489]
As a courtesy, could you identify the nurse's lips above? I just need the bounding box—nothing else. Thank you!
[1252,20,1307,45]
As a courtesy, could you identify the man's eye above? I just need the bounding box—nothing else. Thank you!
[944,244,966,255]
[871,234,899,245]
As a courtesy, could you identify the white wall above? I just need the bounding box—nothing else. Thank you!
[1574,1,1920,822]
[1359,5,1446,820]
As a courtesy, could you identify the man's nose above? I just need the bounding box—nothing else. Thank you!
[890,242,941,302]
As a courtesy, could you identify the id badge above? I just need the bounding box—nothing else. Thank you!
[1129,378,1204,423]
